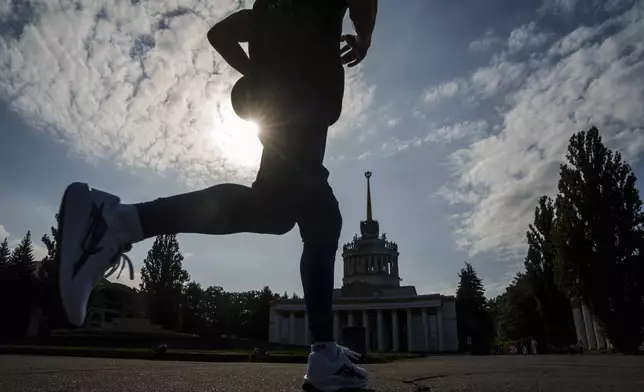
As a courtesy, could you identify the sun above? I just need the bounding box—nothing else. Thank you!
[211,109,263,169]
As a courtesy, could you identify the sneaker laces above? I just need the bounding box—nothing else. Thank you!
[104,243,134,280]
[338,345,362,362]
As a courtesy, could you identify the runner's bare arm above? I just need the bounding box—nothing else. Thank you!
[347,0,377,47]
[207,10,252,76]
[342,0,377,67]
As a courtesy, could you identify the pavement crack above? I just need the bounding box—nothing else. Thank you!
[403,374,448,383]
[402,375,448,392]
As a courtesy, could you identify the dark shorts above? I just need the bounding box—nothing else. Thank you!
[249,122,341,244]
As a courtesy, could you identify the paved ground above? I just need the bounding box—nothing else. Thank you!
[1,354,642,392]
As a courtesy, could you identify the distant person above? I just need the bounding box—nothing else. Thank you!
[55,1,377,391]
[531,337,537,355]
[521,339,528,356]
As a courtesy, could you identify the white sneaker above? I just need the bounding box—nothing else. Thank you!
[303,345,369,392]
[57,182,134,327]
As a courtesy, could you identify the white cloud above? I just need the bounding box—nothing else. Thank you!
[469,30,502,53]
[539,0,582,15]
[0,224,9,240]
[330,68,375,138]
[380,120,489,158]
[471,59,527,98]
[0,0,373,186]
[539,0,636,16]
[547,26,602,57]
[438,22,553,107]
[423,120,489,144]
[423,80,463,103]
[442,1,644,258]
[422,55,530,105]
[507,22,551,54]
[32,242,48,261]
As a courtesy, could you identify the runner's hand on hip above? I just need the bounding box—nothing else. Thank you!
[341,34,370,67]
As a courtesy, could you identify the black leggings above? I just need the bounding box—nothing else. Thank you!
[134,124,340,343]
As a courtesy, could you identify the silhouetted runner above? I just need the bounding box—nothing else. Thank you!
[56,1,377,391]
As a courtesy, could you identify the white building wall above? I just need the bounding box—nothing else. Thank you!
[410,313,424,351]
[269,297,460,352]
[428,314,439,351]
[442,300,459,352]
[269,309,277,342]
[443,318,458,352]
[294,315,305,345]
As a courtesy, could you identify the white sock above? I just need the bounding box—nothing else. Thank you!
[115,204,144,243]
[311,342,338,361]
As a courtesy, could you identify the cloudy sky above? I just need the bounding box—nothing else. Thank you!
[1,0,643,298]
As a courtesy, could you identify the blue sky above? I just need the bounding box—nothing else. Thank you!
[1,0,643,297]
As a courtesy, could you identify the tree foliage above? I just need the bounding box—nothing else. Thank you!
[0,225,283,341]
[553,127,644,351]
[0,232,37,337]
[140,234,190,330]
[456,262,494,354]
[492,273,541,343]
[524,196,576,347]
[0,238,10,265]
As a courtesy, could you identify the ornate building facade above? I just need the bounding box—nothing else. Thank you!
[268,172,459,352]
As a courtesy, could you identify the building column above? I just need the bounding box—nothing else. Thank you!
[581,301,598,350]
[377,309,385,352]
[593,317,607,350]
[270,309,279,342]
[437,307,444,352]
[333,311,341,342]
[289,311,295,345]
[571,297,588,348]
[362,310,370,352]
[304,312,309,346]
[406,308,413,352]
[392,309,400,352]
[348,311,355,327]
[421,308,429,351]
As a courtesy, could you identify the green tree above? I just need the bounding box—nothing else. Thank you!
[2,232,37,336]
[524,196,576,348]
[180,281,209,335]
[10,231,35,272]
[0,237,10,265]
[493,273,541,344]
[456,262,493,354]
[140,235,190,330]
[36,215,63,332]
[0,237,13,335]
[553,127,644,352]
[40,215,58,263]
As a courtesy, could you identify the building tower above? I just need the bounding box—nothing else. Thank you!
[342,171,401,295]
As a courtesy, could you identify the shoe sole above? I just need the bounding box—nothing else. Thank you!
[57,182,92,327]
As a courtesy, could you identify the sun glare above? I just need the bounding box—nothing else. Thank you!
[211,109,263,169]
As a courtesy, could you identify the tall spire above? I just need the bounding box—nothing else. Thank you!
[360,171,379,238]
[365,171,373,221]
